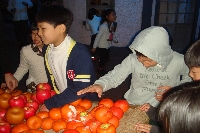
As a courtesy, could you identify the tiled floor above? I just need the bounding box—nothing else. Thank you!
[1,13,132,102]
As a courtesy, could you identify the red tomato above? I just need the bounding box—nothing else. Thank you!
[36,83,51,91]
[85,119,101,133]
[89,104,105,117]
[66,120,84,129]
[110,106,124,119]
[98,98,114,108]
[63,129,80,133]
[108,115,119,128]
[5,107,25,125]
[75,126,92,133]
[113,100,129,112]
[8,96,25,108]
[96,123,116,133]
[0,122,11,133]
[94,106,113,123]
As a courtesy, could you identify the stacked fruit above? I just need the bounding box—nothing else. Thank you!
[11,98,129,133]
[0,83,56,133]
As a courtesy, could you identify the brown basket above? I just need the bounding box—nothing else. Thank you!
[116,105,150,133]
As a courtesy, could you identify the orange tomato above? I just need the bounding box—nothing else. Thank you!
[85,119,101,133]
[75,105,86,115]
[0,93,12,109]
[49,108,61,120]
[11,122,29,133]
[108,115,119,128]
[75,126,92,133]
[63,129,80,133]
[110,106,124,119]
[61,104,76,121]
[94,106,113,123]
[66,120,84,129]
[52,119,67,132]
[98,98,114,108]
[36,111,49,119]
[26,115,42,129]
[23,92,32,101]
[89,104,105,117]
[10,89,23,96]
[96,123,116,133]
[0,88,5,94]
[78,99,92,110]
[70,98,82,106]
[41,117,54,130]
[113,100,129,112]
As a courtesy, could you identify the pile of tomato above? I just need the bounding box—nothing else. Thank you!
[0,83,130,133]
[0,83,55,133]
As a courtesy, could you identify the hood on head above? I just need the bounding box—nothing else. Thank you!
[129,26,173,70]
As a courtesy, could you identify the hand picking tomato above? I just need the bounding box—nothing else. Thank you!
[96,123,116,133]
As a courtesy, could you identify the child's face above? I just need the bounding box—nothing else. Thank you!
[31,30,43,47]
[189,67,200,80]
[137,56,157,68]
[106,11,117,22]
[37,22,64,46]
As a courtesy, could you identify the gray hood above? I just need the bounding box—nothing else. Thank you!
[129,26,173,70]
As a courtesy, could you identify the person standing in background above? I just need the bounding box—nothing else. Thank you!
[7,0,33,49]
[86,8,101,60]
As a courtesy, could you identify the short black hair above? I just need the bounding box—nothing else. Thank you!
[35,5,73,33]
[185,40,200,68]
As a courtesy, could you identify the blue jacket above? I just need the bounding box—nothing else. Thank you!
[42,40,99,110]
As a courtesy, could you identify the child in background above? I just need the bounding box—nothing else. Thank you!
[1,22,48,92]
[92,9,118,75]
[86,8,101,59]
[184,39,200,81]
[35,5,99,111]
[78,26,191,132]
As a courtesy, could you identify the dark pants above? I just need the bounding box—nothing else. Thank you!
[96,48,110,68]
[90,34,97,56]
[13,20,28,48]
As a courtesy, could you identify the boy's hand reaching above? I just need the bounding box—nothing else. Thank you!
[39,104,49,111]
[135,124,152,133]
[5,73,18,91]
[139,103,150,112]
[77,84,103,98]
[155,86,171,101]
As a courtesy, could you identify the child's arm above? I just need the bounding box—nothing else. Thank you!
[77,84,103,98]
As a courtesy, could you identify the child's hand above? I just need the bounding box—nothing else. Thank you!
[139,103,150,112]
[1,83,6,89]
[39,104,49,111]
[91,48,96,53]
[5,73,18,91]
[77,84,103,98]
[155,86,171,101]
[135,123,152,133]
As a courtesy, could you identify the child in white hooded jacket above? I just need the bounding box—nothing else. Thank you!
[78,26,191,133]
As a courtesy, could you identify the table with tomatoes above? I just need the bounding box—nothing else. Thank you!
[0,83,146,133]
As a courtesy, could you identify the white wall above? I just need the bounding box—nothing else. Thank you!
[63,0,143,47]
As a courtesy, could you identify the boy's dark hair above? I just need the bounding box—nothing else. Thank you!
[185,40,200,68]
[134,50,147,58]
[88,8,98,20]
[35,5,73,33]
[30,21,38,31]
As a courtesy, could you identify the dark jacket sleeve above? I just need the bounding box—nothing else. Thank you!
[147,105,163,133]
[44,43,99,110]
